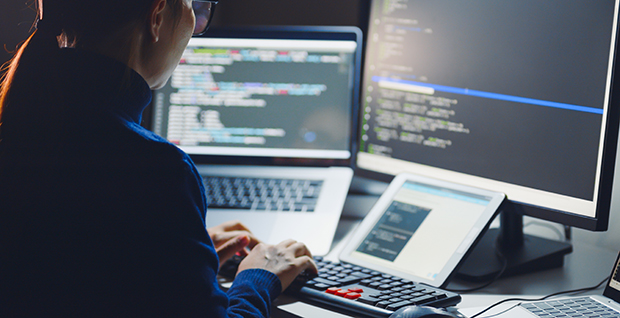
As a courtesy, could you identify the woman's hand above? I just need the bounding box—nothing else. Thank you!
[207,220,261,267]
[237,239,318,291]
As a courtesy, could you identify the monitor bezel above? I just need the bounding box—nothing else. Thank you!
[352,1,620,232]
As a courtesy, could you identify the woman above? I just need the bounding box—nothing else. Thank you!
[0,0,317,316]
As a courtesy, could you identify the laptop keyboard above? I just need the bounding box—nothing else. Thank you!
[203,176,323,211]
[521,297,620,318]
[220,256,461,317]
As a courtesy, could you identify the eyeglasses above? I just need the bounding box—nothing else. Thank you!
[192,0,218,36]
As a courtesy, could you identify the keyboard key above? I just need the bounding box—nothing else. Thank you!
[432,292,448,299]
[386,300,414,311]
[326,287,341,294]
[308,283,330,290]
[411,294,435,305]
[344,292,361,300]
[351,271,372,278]
[376,301,393,309]
[357,295,380,306]
[313,277,341,286]
[338,276,363,284]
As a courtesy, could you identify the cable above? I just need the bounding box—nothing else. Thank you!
[470,303,521,318]
[564,225,572,241]
[469,275,610,318]
[522,220,565,241]
[446,238,508,293]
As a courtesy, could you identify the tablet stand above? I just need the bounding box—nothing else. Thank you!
[456,202,573,282]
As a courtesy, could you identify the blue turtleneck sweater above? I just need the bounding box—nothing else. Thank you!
[0,48,281,317]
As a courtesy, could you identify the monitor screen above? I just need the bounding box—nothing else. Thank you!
[356,0,620,230]
[151,28,360,162]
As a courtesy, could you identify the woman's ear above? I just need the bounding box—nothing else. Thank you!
[147,0,167,43]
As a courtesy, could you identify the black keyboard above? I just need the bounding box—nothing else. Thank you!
[220,256,461,317]
[202,176,323,211]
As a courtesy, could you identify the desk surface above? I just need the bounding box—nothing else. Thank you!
[269,194,618,317]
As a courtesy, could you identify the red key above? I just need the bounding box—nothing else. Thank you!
[335,290,349,297]
[347,288,363,293]
[344,292,361,299]
[326,287,341,294]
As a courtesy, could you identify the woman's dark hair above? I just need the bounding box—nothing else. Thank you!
[0,0,180,130]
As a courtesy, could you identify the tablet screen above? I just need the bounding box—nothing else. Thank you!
[341,174,504,286]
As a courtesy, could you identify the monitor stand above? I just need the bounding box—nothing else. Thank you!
[456,202,573,282]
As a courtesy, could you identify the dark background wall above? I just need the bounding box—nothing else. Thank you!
[0,0,369,67]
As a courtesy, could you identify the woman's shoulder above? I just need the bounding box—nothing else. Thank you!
[112,119,191,161]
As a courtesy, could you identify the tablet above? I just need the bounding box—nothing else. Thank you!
[339,173,505,288]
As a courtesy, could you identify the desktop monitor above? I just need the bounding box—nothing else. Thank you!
[356,0,620,280]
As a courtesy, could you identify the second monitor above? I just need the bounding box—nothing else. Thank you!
[355,0,620,280]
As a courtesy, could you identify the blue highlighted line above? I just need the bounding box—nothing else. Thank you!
[372,76,604,115]
[402,182,489,205]
[394,26,422,32]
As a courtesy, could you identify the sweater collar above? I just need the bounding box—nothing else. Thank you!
[57,48,152,124]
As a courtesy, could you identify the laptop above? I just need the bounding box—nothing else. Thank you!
[494,250,620,318]
[148,26,362,255]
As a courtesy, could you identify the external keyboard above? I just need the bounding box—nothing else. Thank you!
[203,176,323,211]
[220,255,461,317]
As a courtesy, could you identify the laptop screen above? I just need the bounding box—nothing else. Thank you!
[150,27,361,163]
[609,253,620,292]
[603,250,620,303]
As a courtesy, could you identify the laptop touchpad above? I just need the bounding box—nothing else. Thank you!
[206,211,277,244]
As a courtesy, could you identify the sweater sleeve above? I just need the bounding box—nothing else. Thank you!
[227,269,283,317]
[148,154,282,318]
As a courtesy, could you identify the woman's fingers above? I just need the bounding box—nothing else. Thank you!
[237,239,317,291]
[276,238,298,249]
[220,220,252,232]
[216,235,250,266]
[293,255,319,274]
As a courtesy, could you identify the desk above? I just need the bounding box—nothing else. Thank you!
[269,194,619,317]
